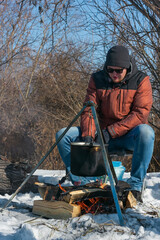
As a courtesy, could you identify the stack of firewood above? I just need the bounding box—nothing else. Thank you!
[32,181,137,219]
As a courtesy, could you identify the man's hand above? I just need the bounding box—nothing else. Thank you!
[102,129,111,144]
[82,136,93,145]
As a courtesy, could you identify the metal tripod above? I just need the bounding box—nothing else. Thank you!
[1,101,124,226]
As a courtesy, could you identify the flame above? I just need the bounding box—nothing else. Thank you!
[100,182,107,189]
[77,197,103,214]
[58,183,109,214]
[58,183,66,192]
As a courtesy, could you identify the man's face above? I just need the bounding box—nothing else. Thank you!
[107,66,127,83]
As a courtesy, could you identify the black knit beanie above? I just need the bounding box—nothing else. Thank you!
[106,45,130,68]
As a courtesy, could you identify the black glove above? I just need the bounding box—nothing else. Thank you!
[102,129,111,144]
[82,136,93,145]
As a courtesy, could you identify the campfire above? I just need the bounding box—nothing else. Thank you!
[32,181,136,219]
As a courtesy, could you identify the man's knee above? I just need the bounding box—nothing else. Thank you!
[56,127,66,141]
[136,124,155,142]
[56,126,81,144]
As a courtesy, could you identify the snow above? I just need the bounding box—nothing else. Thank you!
[0,171,160,240]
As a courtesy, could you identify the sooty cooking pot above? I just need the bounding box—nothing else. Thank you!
[70,142,108,177]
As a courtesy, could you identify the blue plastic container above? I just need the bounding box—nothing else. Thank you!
[112,161,126,180]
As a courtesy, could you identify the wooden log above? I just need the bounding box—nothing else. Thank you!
[125,191,137,208]
[34,181,110,201]
[0,157,38,194]
[61,188,113,204]
[32,200,81,219]
[35,181,130,207]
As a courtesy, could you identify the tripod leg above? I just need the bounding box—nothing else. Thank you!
[90,104,124,226]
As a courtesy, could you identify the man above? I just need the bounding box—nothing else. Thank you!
[56,45,155,201]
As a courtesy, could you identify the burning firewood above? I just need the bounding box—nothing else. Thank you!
[33,180,135,219]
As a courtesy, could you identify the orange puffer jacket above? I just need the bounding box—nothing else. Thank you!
[80,58,153,139]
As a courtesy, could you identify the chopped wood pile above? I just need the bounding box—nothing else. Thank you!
[32,181,137,219]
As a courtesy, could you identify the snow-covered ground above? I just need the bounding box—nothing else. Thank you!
[0,170,160,240]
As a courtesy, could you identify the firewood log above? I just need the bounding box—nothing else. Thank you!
[0,156,38,194]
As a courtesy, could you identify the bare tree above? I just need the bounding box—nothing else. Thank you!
[80,0,160,170]
[0,0,93,171]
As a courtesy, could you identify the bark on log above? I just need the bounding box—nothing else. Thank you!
[0,156,38,194]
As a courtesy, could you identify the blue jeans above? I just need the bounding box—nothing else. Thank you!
[56,124,155,191]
